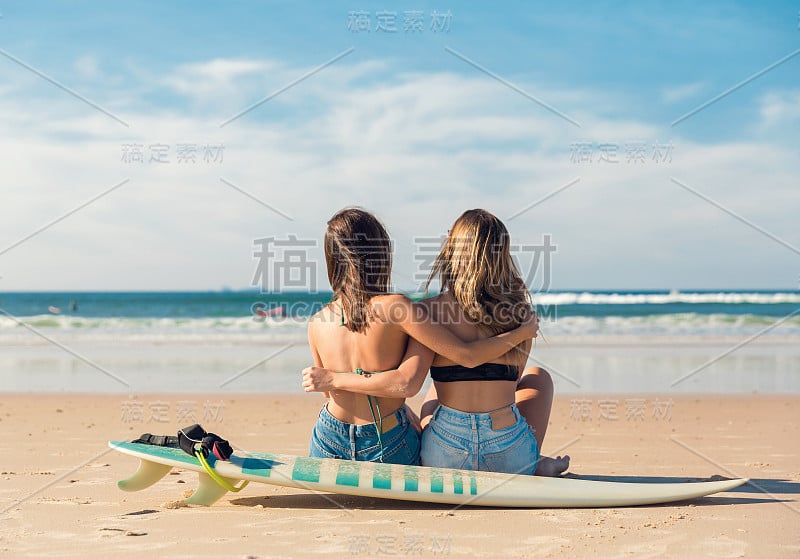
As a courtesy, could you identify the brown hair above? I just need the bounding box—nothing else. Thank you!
[426,209,531,335]
[324,208,392,333]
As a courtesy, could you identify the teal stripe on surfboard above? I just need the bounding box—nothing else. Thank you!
[112,441,198,467]
[292,457,321,483]
[403,465,418,492]
[453,471,463,494]
[372,463,392,490]
[336,461,360,487]
[240,457,273,478]
[430,469,444,493]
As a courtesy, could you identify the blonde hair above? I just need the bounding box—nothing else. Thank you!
[426,209,531,335]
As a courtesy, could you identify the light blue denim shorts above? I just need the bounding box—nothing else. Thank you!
[309,404,421,465]
[420,403,540,474]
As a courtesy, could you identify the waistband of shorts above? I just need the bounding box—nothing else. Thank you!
[318,404,407,436]
[433,402,521,426]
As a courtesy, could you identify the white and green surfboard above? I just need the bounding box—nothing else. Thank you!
[109,441,747,508]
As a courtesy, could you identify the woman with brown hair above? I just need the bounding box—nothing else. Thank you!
[304,208,540,465]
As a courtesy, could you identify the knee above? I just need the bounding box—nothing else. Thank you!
[519,366,553,392]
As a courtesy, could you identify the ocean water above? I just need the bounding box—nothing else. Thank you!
[1,290,798,394]
[2,290,800,339]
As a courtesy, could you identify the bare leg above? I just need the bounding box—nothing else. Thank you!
[419,382,439,431]
[516,367,569,476]
[515,366,554,448]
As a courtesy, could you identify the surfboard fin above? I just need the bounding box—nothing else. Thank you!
[118,459,173,492]
[184,471,231,506]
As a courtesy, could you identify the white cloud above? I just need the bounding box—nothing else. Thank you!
[161,57,277,102]
[177,58,271,81]
[0,58,797,291]
[661,81,707,104]
[74,55,100,80]
[758,89,800,125]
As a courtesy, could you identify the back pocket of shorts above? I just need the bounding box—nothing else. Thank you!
[482,432,537,475]
[421,431,470,470]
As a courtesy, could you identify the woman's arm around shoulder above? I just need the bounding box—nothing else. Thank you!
[375,294,539,368]
[302,337,434,398]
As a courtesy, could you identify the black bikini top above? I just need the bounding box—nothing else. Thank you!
[430,363,519,383]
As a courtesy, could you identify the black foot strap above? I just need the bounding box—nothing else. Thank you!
[133,424,234,461]
[132,433,180,447]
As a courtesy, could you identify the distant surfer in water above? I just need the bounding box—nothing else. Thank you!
[301,208,539,465]
[251,303,283,322]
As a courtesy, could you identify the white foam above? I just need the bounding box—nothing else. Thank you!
[534,291,800,305]
[541,313,800,336]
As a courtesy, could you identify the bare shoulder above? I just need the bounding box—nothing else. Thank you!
[371,294,415,323]
[418,293,444,318]
[308,305,334,331]
[418,293,443,308]
[378,293,410,304]
[427,292,462,319]
[372,293,410,310]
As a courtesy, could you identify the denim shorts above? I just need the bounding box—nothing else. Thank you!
[420,403,540,475]
[309,404,421,465]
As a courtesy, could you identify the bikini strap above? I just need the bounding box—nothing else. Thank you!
[330,344,399,462]
[332,368,396,463]
[484,402,516,414]
[366,395,384,463]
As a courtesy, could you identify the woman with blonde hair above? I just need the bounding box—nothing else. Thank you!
[303,208,540,465]
[417,209,568,475]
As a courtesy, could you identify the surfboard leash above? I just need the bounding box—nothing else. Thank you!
[194,450,249,492]
[134,423,250,493]
[335,366,392,463]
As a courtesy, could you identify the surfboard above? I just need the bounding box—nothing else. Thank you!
[109,441,747,508]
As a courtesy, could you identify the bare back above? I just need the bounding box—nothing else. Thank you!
[424,292,532,412]
[308,295,410,424]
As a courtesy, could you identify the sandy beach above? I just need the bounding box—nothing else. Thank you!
[1,393,797,558]
[2,0,798,557]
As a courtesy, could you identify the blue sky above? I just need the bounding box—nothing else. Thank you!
[0,1,798,291]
